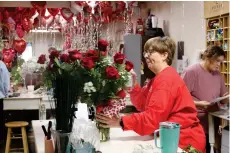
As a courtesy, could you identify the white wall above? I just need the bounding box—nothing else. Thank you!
[141,1,206,67]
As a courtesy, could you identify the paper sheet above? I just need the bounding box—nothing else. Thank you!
[75,103,89,121]
[210,95,230,104]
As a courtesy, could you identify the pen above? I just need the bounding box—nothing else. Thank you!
[47,121,52,140]
[41,125,48,137]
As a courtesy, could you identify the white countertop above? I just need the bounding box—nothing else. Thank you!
[32,120,183,153]
[4,93,42,100]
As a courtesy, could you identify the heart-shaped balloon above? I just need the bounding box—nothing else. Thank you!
[42,16,54,27]
[60,8,74,22]
[22,18,32,33]
[16,24,25,38]
[13,39,27,55]
[5,62,12,69]
[31,1,47,11]
[3,10,10,23]
[92,14,100,22]
[26,8,37,19]
[2,48,15,63]
[0,13,2,22]
[47,8,60,17]
[76,13,82,22]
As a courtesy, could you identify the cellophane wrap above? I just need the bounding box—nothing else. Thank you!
[69,119,100,151]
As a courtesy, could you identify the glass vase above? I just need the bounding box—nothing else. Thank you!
[69,142,95,153]
[98,127,110,142]
[52,130,71,153]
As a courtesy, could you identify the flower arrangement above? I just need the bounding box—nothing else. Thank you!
[37,39,134,144]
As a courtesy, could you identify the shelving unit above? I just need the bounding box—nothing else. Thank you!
[206,14,230,93]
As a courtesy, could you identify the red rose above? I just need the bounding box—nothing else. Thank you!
[60,54,70,63]
[98,39,109,46]
[49,50,59,59]
[81,57,95,70]
[116,89,126,99]
[105,66,120,80]
[37,54,46,64]
[125,61,134,72]
[100,51,107,56]
[47,61,55,72]
[69,50,82,61]
[114,52,125,64]
[86,50,99,61]
[96,106,104,113]
[98,39,109,51]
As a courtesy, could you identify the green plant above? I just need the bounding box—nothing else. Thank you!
[182,144,201,153]
[11,58,24,86]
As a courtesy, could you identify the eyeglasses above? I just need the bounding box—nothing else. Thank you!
[143,50,155,58]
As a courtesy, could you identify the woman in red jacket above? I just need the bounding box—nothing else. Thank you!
[96,36,206,152]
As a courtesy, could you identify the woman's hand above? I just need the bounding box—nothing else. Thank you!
[200,101,211,109]
[195,101,212,110]
[96,113,121,128]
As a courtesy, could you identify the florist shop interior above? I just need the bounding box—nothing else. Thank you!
[0,1,229,153]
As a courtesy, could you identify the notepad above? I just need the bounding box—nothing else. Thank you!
[75,103,89,121]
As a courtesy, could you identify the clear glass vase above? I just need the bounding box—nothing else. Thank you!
[52,130,71,153]
[70,142,95,153]
[98,127,110,142]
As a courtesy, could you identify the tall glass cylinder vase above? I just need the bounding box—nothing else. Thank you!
[97,126,110,142]
[52,130,71,153]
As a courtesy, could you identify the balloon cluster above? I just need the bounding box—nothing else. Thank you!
[1,39,26,69]
[0,1,136,36]
[0,1,137,68]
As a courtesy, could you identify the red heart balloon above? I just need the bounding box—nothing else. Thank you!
[31,1,47,11]
[5,62,12,69]
[16,24,24,38]
[2,48,15,63]
[22,18,32,33]
[47,8,60,17]
[60,8,74,22]
[0,13,3,22]
[13,39,27,55]
[2,48,16,56]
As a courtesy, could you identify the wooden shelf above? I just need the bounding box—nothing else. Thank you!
[206,14,230,92]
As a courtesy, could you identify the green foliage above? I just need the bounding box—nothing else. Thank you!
[182,144,201,153]
[11,58,24,86]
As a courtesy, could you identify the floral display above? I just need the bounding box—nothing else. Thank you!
[37,39,134,147]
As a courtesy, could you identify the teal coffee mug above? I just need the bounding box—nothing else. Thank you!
[154,122,180,153]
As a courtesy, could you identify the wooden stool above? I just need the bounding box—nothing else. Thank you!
[5,121,29,153]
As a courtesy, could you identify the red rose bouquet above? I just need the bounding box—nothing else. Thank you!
[78,48,133,142]
[79,50,134,111]
[38,40,134,142]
